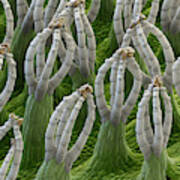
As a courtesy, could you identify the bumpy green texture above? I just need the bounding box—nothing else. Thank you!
[97,0,114,22]
[0,86,28,124]
[166,33,180,57]
[0,5,5,42]
[11,27,35,89]
[0,0,180,179]
[71,70,95,90]
[22,94,53,169]
[72,120,142,180]
[35,160,70,180]
[171,93,180,131]
[90,121,139,172]
[137,151,167,180]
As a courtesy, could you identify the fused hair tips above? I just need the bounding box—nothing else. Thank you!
[9,113,24,126]
[117,47,135,60]
[78,84,93,98]
[49,17,65,29]
[0,43,10,55]
[17,118,24,126]
[72,0,85,7]
[65,0,85,9]
[153,76,163,88]
[130,14,146,29]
